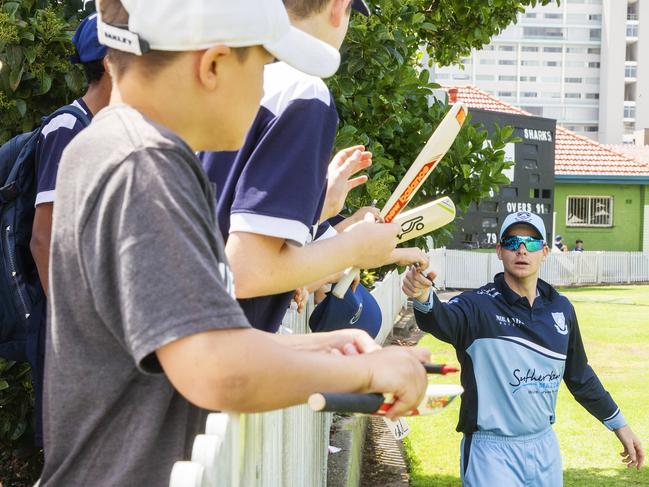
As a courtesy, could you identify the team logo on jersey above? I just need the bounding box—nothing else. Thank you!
[552,312,568,335]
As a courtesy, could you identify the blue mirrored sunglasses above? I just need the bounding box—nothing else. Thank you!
[501,235,545,252]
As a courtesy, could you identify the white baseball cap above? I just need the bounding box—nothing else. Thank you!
[96,0,341,78]
[499,211,547,242]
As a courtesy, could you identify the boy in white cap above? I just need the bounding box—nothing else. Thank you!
[402,211,643,486]
[200,0,428,333]
[39,1,430,484]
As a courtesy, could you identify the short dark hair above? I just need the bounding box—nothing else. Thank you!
[283,0,336,19]
[99,0,249,80]
[82,60,105,84]
[576,239,583,244]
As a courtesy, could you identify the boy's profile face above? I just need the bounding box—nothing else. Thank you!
[205,46,274,150]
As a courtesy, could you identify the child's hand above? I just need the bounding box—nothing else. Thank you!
[389,247,429,268]
[322,146,372,221]
[402,266,435,303]
[292,287,309,314]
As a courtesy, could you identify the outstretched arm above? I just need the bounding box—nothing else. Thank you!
[402,267,472,347]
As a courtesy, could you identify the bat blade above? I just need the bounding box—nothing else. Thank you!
[332,103,467,299]
[394,197,456,244]
[381,102,467,223]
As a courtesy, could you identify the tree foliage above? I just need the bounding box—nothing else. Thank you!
[329,0,556,251]
[0,0,87,143]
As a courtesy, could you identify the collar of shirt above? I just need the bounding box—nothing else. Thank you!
[493,272,558,307]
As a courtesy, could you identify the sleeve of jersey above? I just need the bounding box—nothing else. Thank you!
[563,307,626,431]
[413,291,472,347]
[35,124,80,206]
[229,98,338,246]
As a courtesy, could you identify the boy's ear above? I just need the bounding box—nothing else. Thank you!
[496,243,503,261]
[197,45,232,90]
[330,0,352,27]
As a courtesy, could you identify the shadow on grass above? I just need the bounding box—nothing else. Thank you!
[409,468,648,487]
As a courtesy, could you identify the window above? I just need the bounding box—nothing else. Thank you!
[545,13,562,19]
[627,24,639,37]
[522,92,538,97]
[588,61,600,68]
[522,46,539,52]
[567,47,587,54]
[525,12,537,19]
[476,74,495,81]
[520,76,537,82]
[589,14,602,22]
[480,59,496,65]
[521,60,540,66]
[545,61,561,67]
[625,65,637,78]
[543,92,561,98]
[434,73,450,79]
[585,77,599,84]
[585,93,600,99]
[584,125,599,132]
[499,59,516,65]
[453,74,470,80]
[565,93,581,99]
[498,91,514,97]
[590,28,601,40]
[499,45,515,51]
[565,77,582,83]
[522,106,543,116]
[483,45,495,51]
[588,47,601,54]
[566,61,585,67]
[567,196,613,227]
[544,46,563,53]
[624,106,636,118]
[524,27,564,38]
[499,75,517,81]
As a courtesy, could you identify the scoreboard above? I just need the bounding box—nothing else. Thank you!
[449,109,556,248]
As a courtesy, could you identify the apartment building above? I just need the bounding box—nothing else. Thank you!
[431,0,648,144]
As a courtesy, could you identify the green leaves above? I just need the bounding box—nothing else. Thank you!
[0,2,85,143]
[331,0,532,262]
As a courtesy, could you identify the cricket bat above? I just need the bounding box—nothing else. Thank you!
[332,102,467,298]
[308,384,464,417]
[393,196,456,244]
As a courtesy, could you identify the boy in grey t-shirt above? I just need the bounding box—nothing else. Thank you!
[41,1,431,485]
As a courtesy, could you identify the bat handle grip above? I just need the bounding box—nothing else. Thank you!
[331,267,360,298]
[308,392,384,414]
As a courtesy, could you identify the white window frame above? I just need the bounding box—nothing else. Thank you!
[566,195,614,227]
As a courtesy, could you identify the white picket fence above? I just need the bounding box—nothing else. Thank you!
[169,270,408,487]
[429,249,649,289]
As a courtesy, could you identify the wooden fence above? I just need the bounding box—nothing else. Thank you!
[169,270,407,487]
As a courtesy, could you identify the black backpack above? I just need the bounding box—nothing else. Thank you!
[0,105,90,362]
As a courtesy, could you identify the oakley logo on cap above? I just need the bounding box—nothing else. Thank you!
[516,211,532,221]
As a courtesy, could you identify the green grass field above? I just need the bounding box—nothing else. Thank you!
[404,285,649,487]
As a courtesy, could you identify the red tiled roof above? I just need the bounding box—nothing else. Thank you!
[442,85,649,178]
[606,144,649,166]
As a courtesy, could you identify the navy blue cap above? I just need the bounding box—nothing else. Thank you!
[309,284,382,338]
[71,14,107,64]
[352,0,371,16]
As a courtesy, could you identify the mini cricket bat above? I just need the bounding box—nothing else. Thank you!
[393,196,456,244]
[308,384,464,417]
[332,103,467,298]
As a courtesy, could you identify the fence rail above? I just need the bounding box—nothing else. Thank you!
[428,249,649,290]
[169,270,407,487]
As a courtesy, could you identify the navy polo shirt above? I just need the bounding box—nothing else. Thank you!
[35,99,91,206]
[200,62,339,332]
[413,273,625,436]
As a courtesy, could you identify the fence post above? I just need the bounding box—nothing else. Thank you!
[627,253,632,284]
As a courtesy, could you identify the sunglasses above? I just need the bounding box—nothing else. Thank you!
[501,235,545,252]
